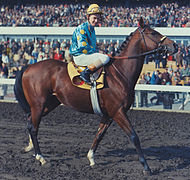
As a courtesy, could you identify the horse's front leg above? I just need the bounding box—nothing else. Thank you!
[113,107,151,175]
[87,116,112,166]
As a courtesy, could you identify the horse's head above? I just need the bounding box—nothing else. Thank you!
[137,17,178,55]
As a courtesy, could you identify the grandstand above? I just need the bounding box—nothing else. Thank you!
[0,1,189,86]
[0,0,189,111]
[0,0,189,6]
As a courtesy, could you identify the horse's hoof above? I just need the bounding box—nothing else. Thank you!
[20,148,27,154]
[35,154,46,166]
[143,169,152,176]
[90,163,95,168]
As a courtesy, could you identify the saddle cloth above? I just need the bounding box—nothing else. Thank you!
[67,62,105,90]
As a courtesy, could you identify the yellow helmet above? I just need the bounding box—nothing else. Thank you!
[87,4,103,15]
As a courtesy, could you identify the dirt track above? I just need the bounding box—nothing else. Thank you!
[0,102,190,180]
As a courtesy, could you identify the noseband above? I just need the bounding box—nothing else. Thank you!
[139,26,167,54]
[112,26,168,60]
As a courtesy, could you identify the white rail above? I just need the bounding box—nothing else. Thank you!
[1,78,190,111]
[0,27,189,36]
[3,78,190,92]
[135,84,190,92]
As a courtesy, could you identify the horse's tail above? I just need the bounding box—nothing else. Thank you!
[14,65,31,114]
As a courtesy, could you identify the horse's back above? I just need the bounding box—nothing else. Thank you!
[22,59,68,96]
[24,59,67,76]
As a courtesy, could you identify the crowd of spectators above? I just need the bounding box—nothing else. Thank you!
[138,60,190,108]
[0,2,189,27]
[0,38,121,78]
[145,44,190,69]
[0,2,189,79]
[0,35,189,80]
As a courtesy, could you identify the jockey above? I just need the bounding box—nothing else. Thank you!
[69,4,110,84]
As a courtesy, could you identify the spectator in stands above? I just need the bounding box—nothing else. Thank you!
[175,47,183,67]
[19,54,28,67]
[25,40,34,55]
[52,40,60,50]
[31,47,39,60]
[53,47,64,61]
[1,51,9,64]
[154,52,161,69]
[28,55,37,64]
[172,71,181,101]
[138,73,148,107]
[37,48,45,62]
[108,42,115,56]
[150,71,163,105]
[169,69,174,80]
[161,53,167,68]
[43,53,49,60]
[145,72,151,84]
[175,65,182,74]
[64,46,72,63]
[181,64,190,79]
[44,40,50,54]
[60,40,67,50]
[150,71,157,85]
[0,62,8,99]
[182,47,190,65]
[171,71,181,86]
[11,41,19,54]
[0,62,8,78]
[156,71,163,84]
[161,68,172,85]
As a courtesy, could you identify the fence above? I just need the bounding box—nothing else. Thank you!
[0,27,190,45]
[1,78,190,111]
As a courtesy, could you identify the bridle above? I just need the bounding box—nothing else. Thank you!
[110,26,169,85]
[110,26,168,60]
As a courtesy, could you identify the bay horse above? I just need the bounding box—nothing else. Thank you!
[14,18,177,175]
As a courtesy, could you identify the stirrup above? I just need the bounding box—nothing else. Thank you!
[79,67,93,84]
[79,75,92,84]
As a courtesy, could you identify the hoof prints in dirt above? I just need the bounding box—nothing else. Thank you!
[0,102,190,179]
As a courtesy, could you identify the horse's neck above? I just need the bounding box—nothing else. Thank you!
[112,41,145,87]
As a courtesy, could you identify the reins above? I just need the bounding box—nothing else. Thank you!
[108,46,165,59]
[108,26,167,60]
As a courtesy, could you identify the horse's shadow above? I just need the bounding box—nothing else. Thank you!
[102,145,190,175]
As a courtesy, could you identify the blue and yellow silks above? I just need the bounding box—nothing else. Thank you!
[69,21,97,56]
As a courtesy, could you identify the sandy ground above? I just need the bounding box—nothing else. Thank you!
[0,102,190,180]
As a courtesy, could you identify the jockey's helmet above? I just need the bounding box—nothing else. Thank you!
[87,4,103,15]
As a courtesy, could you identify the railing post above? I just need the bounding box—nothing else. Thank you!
[135,91,139,108]
[181,93,185,110]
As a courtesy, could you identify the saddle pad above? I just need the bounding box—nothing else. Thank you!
[67,62,105,90]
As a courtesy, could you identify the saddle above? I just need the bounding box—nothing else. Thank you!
[67,62,105,90]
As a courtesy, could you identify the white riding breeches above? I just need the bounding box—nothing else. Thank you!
[73,53,110,66]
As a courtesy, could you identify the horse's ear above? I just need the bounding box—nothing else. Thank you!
[138,17,145,28]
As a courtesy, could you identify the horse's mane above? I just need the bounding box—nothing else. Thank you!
[114,32,134,57]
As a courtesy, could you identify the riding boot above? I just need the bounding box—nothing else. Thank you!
[80,60,103,84]
[79,67,93,84]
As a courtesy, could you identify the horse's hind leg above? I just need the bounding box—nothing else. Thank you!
[113,107,151,175]
[87,116,112,166]
[24,113,34,152]
[27,107,46,165]
[24,96,60,164]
